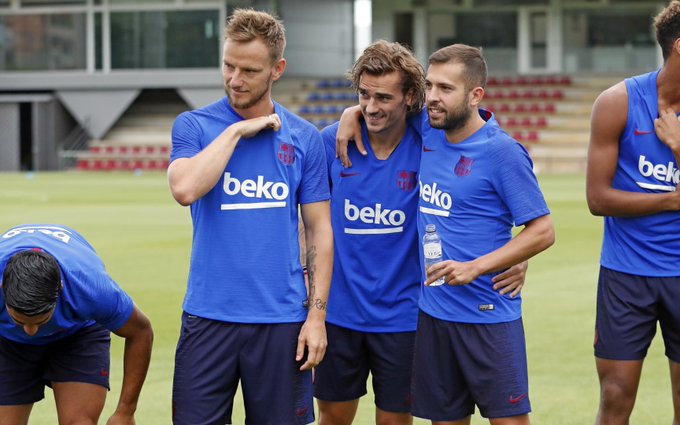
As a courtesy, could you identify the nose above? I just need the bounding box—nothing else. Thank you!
[228,69,243,88]
[23,324,39,336]
[365,97,379,114]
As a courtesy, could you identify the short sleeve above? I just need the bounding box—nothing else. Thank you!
[298,127,331,205]
[490,139,550,226]
[170,112,203,162]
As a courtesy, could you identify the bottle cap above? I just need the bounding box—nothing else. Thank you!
[425,224,436,233]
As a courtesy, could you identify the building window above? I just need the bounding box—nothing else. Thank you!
[110,9,220,69]
[0,13,87,71]
[563,9,657,72]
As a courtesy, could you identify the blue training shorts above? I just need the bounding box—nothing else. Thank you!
[411,311,530,421]
[172,312,314,425]
[0,324,111,406]
[314,322,415,413]
[595,266,680,362]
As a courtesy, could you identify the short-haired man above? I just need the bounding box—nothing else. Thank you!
[338,43,554,424]
[168,9,332,425]
[0,224,153,425]
[586,1,680,424]
[326,41,531,425]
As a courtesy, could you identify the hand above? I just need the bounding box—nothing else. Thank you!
[425,260,480,286]
[492,261,528,297]
[336,106,366,168]
[233,114,281,139]
[106,411,135,425]
[654,108,680,152]
[296,316,327,371]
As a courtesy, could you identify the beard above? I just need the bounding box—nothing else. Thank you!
[224,74,272,110]
[428,102,472,132]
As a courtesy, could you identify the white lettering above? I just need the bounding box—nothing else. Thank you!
[2,226,71,243]
[223,172,289,201]
[638,155,680,184]
[419,180,453,212]
[344,199,406,228]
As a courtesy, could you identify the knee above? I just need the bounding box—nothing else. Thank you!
[599,380,637,413]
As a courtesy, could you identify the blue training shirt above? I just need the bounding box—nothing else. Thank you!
[601,69,680,277]
[414,109,550,324]
[171,98,330,324]
[0,225,134,345]
[322,121,421,333]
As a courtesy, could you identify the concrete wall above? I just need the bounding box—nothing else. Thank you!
[0,103,20,171]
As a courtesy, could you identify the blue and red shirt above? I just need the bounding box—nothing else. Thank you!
[0,224,133,345]
[322,121,421,332]
[171,98,330,323]
[413,109,550,324]
[601,69,680,277]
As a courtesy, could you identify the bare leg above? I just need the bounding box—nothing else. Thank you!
[490,414,530,425]
[432,416,471,425]
[595,358,643,425]
[376,407,412,425]
[669,360,680,425]
[318,399,360,425]
[52,382,106,425]
[0,404,33,425]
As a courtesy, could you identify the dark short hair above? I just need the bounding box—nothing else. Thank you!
[348,40,426,116]
[428,44,487,91]
[2,250,61,316]
[654,0,680,62]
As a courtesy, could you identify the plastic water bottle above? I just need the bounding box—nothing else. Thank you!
[423,224,445,286]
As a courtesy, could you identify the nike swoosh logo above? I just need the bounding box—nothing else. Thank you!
[423,146,435,152]
[508,393,528,404]
[340,171,360,178]
[634,129,654,136]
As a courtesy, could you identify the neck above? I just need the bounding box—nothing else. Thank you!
[444,111,486,144]
[658,61,680,110]
[232,96,275,120]
[368,119,408,160]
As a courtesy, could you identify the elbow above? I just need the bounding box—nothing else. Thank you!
[169,181,198,206]
[536,215,556,252]
[586,188,607,216]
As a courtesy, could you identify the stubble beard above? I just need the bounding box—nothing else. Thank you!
[429,103,472,132]
[225,76,272,110]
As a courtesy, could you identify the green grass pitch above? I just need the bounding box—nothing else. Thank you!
[0,171,672,424]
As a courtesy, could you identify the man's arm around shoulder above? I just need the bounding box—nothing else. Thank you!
[106,305,153,425]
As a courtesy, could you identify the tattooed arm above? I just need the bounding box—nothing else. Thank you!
[297,200,333,371]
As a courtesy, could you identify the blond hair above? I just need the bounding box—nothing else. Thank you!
[225,8,286,63]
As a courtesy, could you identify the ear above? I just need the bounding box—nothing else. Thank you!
[404,88,416,109]
[674,37,680,56]
[272,58,286,82]
[469,86,485,107]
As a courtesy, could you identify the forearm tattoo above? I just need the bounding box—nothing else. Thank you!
[305,245,326,311]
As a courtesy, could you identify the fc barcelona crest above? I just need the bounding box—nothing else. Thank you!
[397,170,417,191]
[277,142,296,165]
[454,155,474,177]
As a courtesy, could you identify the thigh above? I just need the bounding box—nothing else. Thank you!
[240,322,314,425]
[45,325,111,389]
[658,276,680,362]
[411,311,474,422]
[172,313,240,425]
[52,382,106,425]
[595,267,658,360]
[0,336,48,406]
[456,319,531,420]
[314,323,369,403]
[367,331,415,414]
